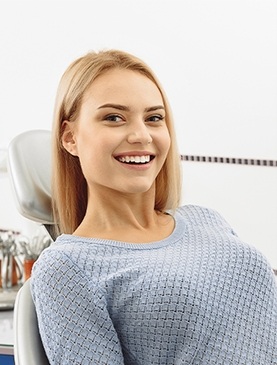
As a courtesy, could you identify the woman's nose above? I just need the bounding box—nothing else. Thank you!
[127,123,152,145]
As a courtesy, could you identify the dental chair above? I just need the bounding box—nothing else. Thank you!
[13,278,49,365]
[7,129,54,365]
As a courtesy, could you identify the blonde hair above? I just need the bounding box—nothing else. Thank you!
[52,49,182,234]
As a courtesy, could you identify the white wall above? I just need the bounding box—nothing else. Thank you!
[0,0,276,267]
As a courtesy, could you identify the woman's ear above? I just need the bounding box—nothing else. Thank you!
[61,121,78,156]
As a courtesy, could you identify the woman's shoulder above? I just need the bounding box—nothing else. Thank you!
[176,204,275,275]
[176,204,233,229]
[31,241,75,278]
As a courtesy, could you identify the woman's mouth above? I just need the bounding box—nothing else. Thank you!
[115,155,155,164]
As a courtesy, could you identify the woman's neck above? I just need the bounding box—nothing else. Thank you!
[73,186,174,243]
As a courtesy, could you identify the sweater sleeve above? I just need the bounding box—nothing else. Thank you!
[30,248,125,365]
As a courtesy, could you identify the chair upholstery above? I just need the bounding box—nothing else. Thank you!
[7,129,56,239]
[7,130,54,365]
[13,278,50,365]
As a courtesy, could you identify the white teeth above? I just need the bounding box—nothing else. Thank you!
[118,155,151,164]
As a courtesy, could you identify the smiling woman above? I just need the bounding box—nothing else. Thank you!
[30,49,277,365]
[52,51,181,236]
[61,67,171,233]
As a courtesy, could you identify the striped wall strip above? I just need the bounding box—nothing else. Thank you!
[181,155,277,167]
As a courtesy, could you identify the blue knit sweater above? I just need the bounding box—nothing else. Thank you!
[31,205,277,364]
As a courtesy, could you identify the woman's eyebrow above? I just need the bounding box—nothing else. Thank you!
[145,105,165,112]
[97,103,129,111]
[97,103,165,112]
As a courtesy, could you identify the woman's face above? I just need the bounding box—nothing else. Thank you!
[63,68,171,196]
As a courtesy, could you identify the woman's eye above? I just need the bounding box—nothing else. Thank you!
[147,115,165,123]
[105,114,124,123]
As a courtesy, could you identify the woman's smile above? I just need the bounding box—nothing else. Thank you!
[114,150,155,168]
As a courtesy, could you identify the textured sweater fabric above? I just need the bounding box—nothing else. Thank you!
[31,205,277,364]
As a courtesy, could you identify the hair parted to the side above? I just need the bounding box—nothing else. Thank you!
[52,49,182,235]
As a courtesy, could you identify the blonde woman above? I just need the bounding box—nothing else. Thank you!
[31,49,277,364]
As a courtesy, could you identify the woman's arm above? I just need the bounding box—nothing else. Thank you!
[30,248,125,365]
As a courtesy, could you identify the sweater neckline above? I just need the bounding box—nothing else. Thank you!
[57,210,184,250]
